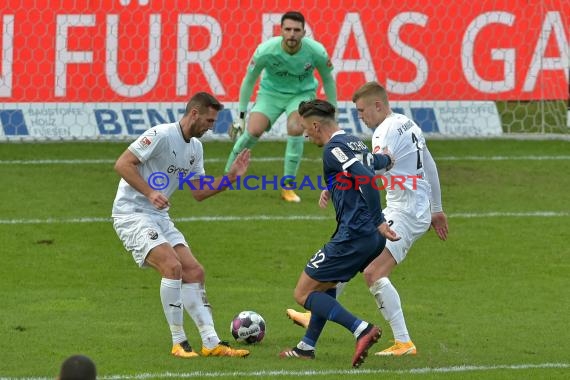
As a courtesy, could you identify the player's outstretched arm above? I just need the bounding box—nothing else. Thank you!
[320,68,337,107]
[423,145,447,240]
[227,149,251,180]
[234,51,264,136]
[315,48,337,106]
[189,149,251,202]
[423,146,443,212]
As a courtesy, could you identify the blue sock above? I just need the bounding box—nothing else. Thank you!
[304,290,362,333]
[301,288,336,347]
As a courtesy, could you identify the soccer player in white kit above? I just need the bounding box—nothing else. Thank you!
[355,81,448,356]
[112,92,251,359]
[287,82,448,356]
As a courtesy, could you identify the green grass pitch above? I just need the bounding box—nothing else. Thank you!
[0,139,569,379]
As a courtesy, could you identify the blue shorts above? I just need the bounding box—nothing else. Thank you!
[304,230,386,283]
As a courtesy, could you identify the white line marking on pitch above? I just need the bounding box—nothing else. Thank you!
[1,362,568,380]
[0,212,568,225]
[0,155,569,165]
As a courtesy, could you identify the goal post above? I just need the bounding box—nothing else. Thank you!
[0,0,568,141]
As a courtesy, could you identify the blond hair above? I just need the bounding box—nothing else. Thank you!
[352,82,389,106]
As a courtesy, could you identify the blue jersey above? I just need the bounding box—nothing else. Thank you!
[323,131,385,240]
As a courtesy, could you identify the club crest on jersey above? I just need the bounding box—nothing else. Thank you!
[248,59,256,70]
[138,136,152,149]
[331,147,349,163]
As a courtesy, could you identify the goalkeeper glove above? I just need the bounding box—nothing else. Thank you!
[229,112,245,142]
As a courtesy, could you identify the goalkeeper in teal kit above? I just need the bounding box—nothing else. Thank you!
[224,11,337,203]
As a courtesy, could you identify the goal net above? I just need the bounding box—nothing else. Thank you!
[0,0,568,141]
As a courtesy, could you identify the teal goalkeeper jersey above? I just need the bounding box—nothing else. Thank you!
[239,36,336,113]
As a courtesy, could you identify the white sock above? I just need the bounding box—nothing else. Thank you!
[369,277,411,342]
[297,341,315,351]
[160,278,187,345]
[181,283,220,349]
[353,321,369,339]
[335,282,348,297]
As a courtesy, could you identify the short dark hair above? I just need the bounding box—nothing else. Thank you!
[281,11,305,28]
[185,92,223,115]
[59,355,96,380]
[298,99,336,120]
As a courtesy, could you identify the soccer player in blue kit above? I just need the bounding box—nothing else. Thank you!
[279,99,399,367]
[287,82,448,357]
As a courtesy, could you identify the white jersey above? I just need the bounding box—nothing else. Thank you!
[371,113,431,217]
[112,122,205,216]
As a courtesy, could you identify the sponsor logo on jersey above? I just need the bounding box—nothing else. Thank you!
[139,136,152,149]
[331,147,349,163]
[167,165,190,176]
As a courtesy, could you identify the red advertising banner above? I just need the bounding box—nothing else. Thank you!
[0,0,568,102]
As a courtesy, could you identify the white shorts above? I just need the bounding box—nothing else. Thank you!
[383,206,431,264]
[113,213,188,267]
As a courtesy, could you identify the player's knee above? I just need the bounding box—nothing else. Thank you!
[363,261,391,287]
[362,267,377,287]
[160,258,182,279]
[248,127,264,137]
[247,120,267,137]
[364,250,397,285]
[182,263,205,283]
[287,125,303,136]
[293,288,307,306]
[362,259,383,286]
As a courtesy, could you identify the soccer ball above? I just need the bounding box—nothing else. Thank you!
[230,310,266,344]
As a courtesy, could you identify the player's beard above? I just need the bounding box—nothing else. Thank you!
[286,38,299,49]
[191,119,209,138]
